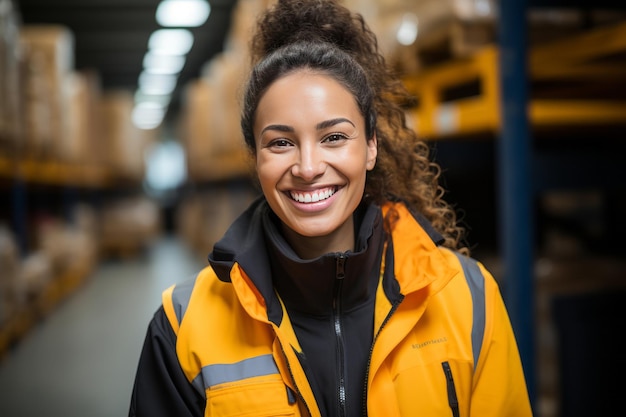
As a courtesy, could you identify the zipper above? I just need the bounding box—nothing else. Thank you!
[334,254,347,417]
[361,241,401,417]
[442,361,460,417]
[277,341,313,417]
[360,298,402,417]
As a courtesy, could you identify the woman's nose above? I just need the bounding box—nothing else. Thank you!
[291,144,325,180]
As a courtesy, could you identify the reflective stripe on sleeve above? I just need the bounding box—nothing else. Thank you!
[454,253,486,370]
[170,277,196,327]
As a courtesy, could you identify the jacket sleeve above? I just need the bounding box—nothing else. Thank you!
[128,306,205,417]
[470,272,533,417]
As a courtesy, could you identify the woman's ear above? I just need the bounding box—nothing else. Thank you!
[366,134,377,171]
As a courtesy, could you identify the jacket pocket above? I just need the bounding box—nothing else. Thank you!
[206,375,296,417]
[441,361,460,417]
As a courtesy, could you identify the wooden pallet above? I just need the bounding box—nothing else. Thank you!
[402,20,626,140]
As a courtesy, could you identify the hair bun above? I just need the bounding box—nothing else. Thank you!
[250,0,378,65]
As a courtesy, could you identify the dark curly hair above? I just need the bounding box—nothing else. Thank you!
[243,0,468,254]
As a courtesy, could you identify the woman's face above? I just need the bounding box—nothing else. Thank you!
[254,71,377,256]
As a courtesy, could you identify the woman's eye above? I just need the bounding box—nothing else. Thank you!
[323,133,349,143]
[268,139,292,148]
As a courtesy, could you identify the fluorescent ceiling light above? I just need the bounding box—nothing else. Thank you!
[148,29,194,55]
[156,0,211,27]
[143,51,186,75]
[138,71,178,95]
[132,102,166,130]
[135,89,172,108]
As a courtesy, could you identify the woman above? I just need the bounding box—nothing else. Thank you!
[129,1,532,416]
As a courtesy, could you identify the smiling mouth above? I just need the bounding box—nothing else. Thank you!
[289,187,337,203]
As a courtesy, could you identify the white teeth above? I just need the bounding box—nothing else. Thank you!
[290,188,334,203]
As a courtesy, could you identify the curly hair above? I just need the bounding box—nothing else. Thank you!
[245,0,468,254]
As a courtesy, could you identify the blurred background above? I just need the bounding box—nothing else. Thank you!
[1,0,625,416]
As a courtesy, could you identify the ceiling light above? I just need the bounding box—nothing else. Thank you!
[132,102,166,130]
[397,14,419,46]
[156,0,211,27]
[148,29,194,55]
[135,90,172,108]
[143,51,186,75]
[138,71,178,95]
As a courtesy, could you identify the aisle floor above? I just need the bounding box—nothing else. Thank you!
[0,236,207,417]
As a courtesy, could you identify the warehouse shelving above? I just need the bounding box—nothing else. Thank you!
[0,150,145,358]
[401,5,626,415]
[403,20,626,139]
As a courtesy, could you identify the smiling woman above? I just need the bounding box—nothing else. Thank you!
[129,1,532,416]
[253,70,377,258]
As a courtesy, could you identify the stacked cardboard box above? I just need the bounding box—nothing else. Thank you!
[176,185,258,255]
[99,196,162,258]
[0,0,22,153]
[19,24,74,159]
[99,90,151,182]
[0,226,20,326]
[63,70,104,165]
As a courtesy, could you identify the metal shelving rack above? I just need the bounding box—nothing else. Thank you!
[499,0,626,412]
[402,1,626,412]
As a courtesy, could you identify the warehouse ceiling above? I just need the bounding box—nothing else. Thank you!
[15,0,238,126]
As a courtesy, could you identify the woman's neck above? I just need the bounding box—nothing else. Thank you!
[280,217,355,259]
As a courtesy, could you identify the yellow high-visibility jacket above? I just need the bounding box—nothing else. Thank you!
[129,199,532,417]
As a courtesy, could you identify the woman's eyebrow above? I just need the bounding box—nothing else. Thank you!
[260,118,355,136]
[260,124,294,135]
[316,118,355,130]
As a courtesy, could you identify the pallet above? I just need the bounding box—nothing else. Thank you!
[402,20,626,140]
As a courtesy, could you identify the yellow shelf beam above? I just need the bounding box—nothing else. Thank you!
[0,156,114,188]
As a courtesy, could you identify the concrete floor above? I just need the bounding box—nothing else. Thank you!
[0,237,206,417]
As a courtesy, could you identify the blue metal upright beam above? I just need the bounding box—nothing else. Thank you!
[12,177,28,256]
[497,0,536,409]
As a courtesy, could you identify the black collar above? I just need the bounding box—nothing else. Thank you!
[266,203,384,317]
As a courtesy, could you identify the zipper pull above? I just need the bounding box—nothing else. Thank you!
[336,254,346,280]
[286,386,297,404]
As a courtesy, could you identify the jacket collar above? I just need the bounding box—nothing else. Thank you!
[381,202,455,295]
[208,197,451,322]
[266,202,384,317]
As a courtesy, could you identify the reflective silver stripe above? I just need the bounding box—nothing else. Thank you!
[455,253,486,369]
[191,354,280,395]
[171,277,196,326]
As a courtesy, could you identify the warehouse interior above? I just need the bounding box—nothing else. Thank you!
[1,0,626,416]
